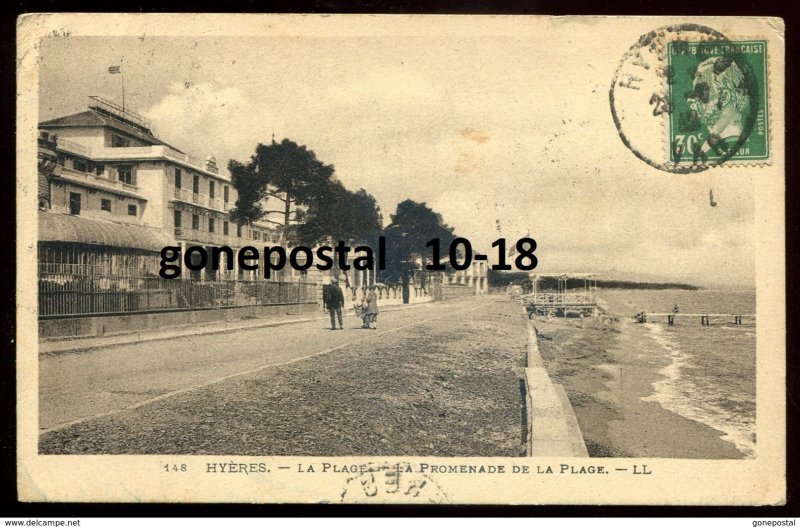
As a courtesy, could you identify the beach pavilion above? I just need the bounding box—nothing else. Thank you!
[525,272,599,317]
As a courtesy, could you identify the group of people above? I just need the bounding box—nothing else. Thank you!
[322,278,380,330]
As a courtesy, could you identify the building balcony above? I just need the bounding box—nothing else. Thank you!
[55,140,231,182]
[174,227,244,247]
[53,165,144,199]
[56,139,92,157]
[171,188,228,213]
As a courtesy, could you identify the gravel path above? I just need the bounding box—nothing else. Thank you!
[40,297,528,456]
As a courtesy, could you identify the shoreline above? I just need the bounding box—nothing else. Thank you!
[534,315,745,459]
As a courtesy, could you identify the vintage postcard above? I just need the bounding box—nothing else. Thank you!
[16,14,785,504]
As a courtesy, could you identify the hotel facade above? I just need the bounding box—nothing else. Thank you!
[37,96,320,321]
[36,96,469,330]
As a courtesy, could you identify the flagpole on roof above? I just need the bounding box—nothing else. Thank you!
[108,62,126,113]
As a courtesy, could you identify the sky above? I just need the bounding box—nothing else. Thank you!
[36,24,757,287]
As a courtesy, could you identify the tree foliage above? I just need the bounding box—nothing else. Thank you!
[228,139,335,229]
[229,139,382,246]
[295,183,383,246]
[381,199,456,286]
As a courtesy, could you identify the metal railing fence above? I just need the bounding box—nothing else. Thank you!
[39,271,318,318]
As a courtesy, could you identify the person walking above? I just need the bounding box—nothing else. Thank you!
[365,285,380,329]
[324,278,345,330]
[353,289,369,328]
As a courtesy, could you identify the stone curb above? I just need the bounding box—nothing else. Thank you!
[523,310,589,457]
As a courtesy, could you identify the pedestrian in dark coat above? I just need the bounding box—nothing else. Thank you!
[365,285,380,329]
[324,279,345,330]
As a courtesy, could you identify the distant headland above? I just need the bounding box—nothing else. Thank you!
[488,270,700,290]
[593,280,699,290]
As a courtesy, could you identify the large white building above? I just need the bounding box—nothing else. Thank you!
[38,97,289,278]
[37,97,315,317]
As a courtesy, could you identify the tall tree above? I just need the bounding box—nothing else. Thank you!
[295,184,383,246]
[381,200,456,300]
[228,139,335,237]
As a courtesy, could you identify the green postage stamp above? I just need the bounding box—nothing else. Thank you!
[666,40,769,165]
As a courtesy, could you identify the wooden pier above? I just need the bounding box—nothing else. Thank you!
[636,313,756,326]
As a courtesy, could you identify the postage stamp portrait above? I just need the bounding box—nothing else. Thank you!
[609,24,774,173]
[667,40,769,165]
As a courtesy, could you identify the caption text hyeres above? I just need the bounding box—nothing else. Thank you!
[188,461,653,476]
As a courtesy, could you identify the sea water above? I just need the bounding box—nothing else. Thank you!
[599,288,756,458]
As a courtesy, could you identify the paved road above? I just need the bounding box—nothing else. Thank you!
[40,295,528,456]
[39,298,489,432]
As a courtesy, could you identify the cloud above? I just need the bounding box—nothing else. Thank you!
[143,81,275,164]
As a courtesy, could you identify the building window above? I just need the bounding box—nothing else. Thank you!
[174,209,182,228]
[223,221,229,236]
[69,192,81,215]
[111,134,131,147]
[192,214,200,230]
[254,231,261,241]
[95,163,104,176]
[192,175,199,194]
[223,186,229,202]
[237,224,242,237]
[175,168,182,189]
[100,198,111,212]
[209,181,215,199]
[73,158,88,172]
[127,204,137,216]
[118,165,134,185]
[209,218,215,233]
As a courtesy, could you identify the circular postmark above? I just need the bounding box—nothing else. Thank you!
[338,462,449,504]
[610,24,764,173]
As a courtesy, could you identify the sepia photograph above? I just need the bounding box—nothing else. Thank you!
[16,14,785,505]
